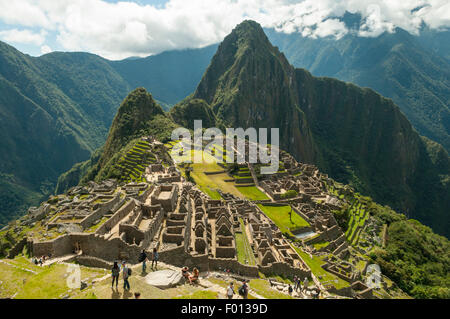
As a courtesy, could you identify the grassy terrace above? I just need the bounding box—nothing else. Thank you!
[292,247,350,290]
[173,148,269,201]
[235,218,257,266]
[235,186,269,200]
[257,204,310,236]
[345,201,369,245]
[116,140,153,183]
[313,241,330,251]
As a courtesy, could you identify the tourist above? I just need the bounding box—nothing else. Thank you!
[139,249,147,273]
[122,261,131,291]
[288,284,293,296]
[134,292,141,299]
[295,276,301,292]
[38,258,43,266]
[151,248,159,270]
[182,266,190,282]
[303,277,309,291]
[239,280,249,299]
[243,280,249,299]
[227,282,235,299]
[189,267,199,285]
[312,289,319,299]
[111,261,120,289]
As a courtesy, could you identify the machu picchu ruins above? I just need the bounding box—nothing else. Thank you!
[0,135,404,299]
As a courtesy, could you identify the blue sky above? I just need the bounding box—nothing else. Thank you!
[0,0,448,60]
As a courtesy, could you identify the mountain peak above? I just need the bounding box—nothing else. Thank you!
[193,20,292,106]
[225,20,274,54]
[100,88,164,162]
[231,19,267,39]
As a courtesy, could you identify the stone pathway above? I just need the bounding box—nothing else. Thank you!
[42,253,78,267]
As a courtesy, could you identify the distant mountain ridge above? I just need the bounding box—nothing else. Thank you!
[0,42,215,225]
[265,27,450,152]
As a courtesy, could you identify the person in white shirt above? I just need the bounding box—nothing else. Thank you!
[227,282,235,299]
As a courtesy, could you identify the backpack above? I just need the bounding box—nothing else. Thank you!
[238,286,245,296]
[128,268,132,276]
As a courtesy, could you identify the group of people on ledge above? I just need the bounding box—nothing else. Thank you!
[181,266,199,284]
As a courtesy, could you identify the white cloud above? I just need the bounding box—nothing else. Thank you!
[0,0,449,60]
[0,28,47,46]
[40,44,52,54]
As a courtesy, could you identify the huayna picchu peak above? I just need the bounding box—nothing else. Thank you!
[0,13,448,301]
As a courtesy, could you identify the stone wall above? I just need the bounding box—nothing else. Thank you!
[119,224,144,245]
[76,255,114,269]
[259,261,311,279]
[209,258,259,277]
[136,185,154,202]
[32,232,142,264]
[80,194,121,229]
[96,199,136,235]
[7,237,28,258]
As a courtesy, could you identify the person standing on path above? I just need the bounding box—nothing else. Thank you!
[241,280,249,299]
[122,261,131,291]
[303,277,309,292]
[151,248,159,270]
[139,250,147,273]
[111,261,120,289]
[227,282,235,299]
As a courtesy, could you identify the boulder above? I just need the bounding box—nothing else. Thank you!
[145,269,183,289]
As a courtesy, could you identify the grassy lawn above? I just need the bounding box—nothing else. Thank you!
[235,233,247,264]
[174,290,218,299]
[86,216,109,233]
[249,279,293,299]
[171,149,270,201]
[0,260,36,298]
[235,219,257,266]
[180,150,251,200]
[293,247,350,290]
[207,277,257,299]
[236,186,270,200]
[0,258,108,299]
[257,204,310,236]
[313,241,330,250]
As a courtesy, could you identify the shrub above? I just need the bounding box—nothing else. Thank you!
[280,190,298,199]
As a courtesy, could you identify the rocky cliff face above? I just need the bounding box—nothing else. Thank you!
[169,98,217,130]
[193,20,318,163]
